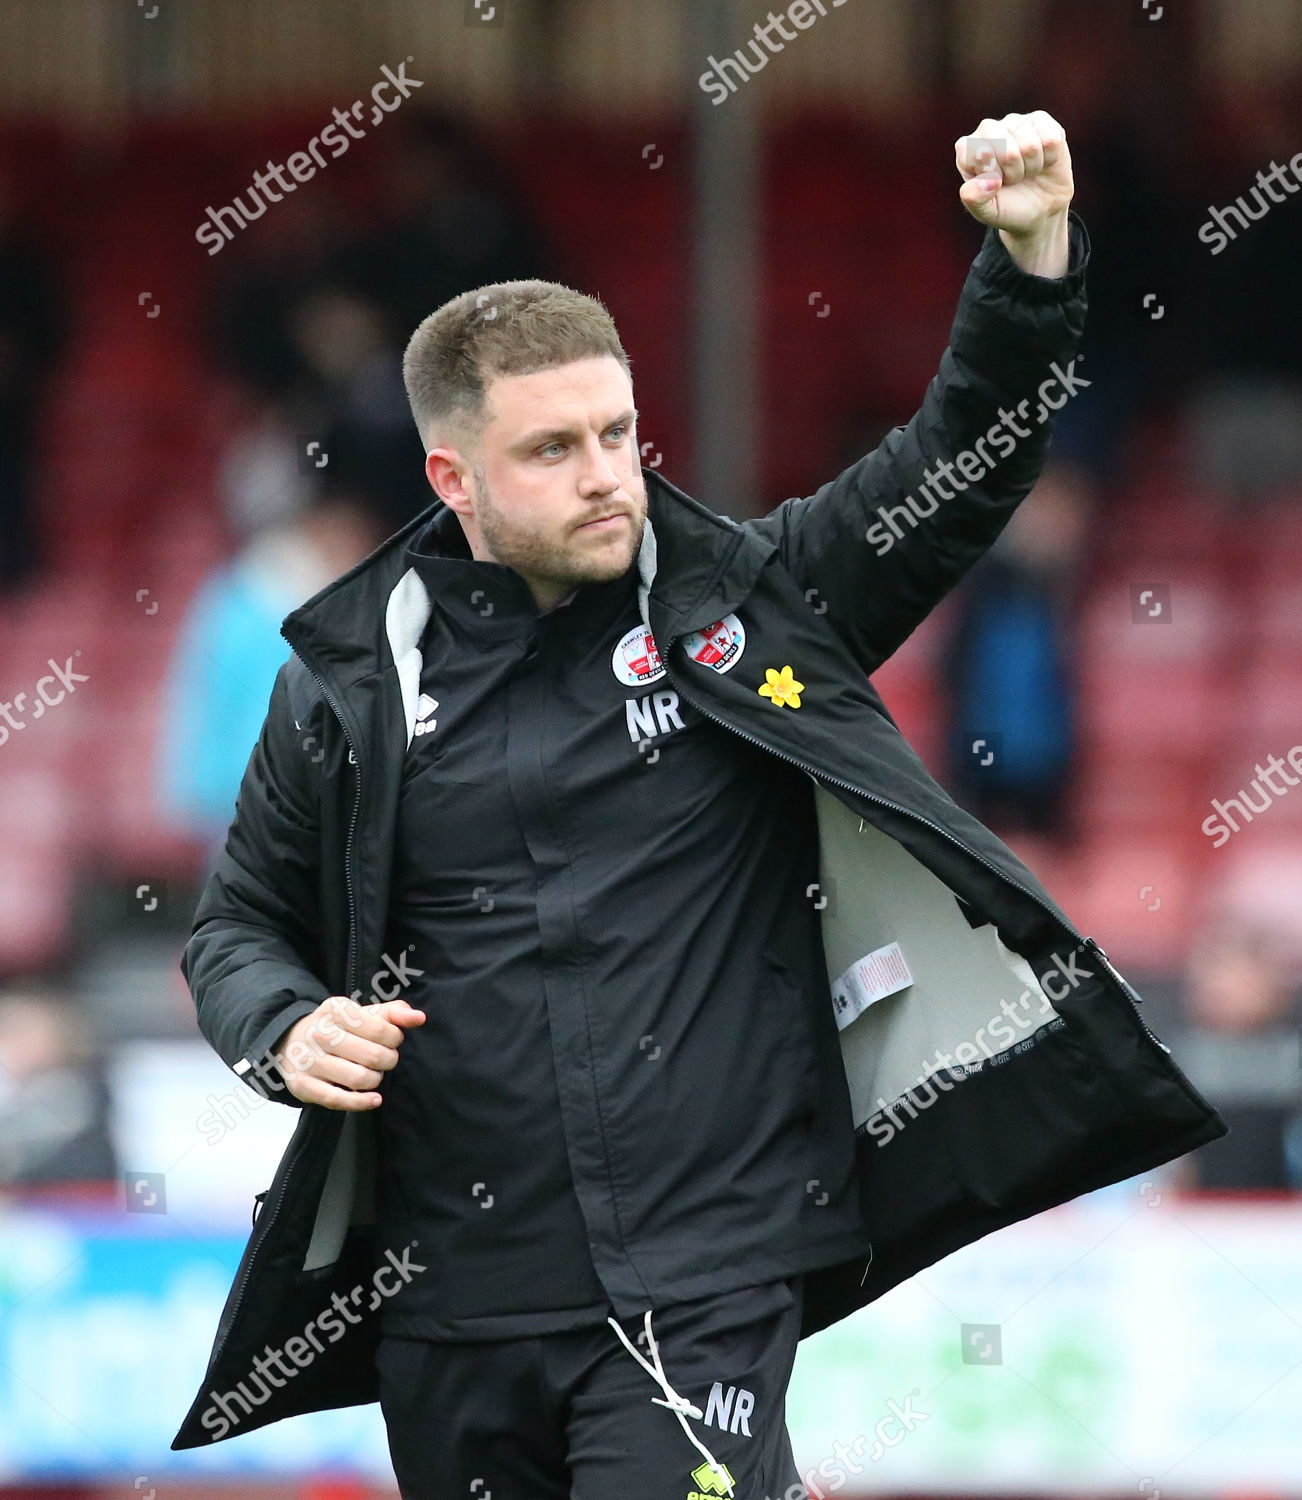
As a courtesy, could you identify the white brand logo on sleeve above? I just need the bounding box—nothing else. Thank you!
[831,942,914,1031]
[413,692,439,737]
[681,614,745,674]
[612,623,666,686]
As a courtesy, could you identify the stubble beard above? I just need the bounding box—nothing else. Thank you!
[472,463,645,594]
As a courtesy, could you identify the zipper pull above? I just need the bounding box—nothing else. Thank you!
[1083,936,1144,1004]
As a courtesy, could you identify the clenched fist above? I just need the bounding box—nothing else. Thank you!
[955,111,1074,277]
[271,995,426,1110]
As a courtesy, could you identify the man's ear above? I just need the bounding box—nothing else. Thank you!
[424,449,473,515]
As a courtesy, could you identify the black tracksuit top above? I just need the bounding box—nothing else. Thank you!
[374,503,867,1340]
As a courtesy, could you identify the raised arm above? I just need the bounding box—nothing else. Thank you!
[744,111,1087,677]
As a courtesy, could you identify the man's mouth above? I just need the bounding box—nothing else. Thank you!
[578,512,627,531]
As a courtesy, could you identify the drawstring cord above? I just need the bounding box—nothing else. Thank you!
[606,1311,736,1497]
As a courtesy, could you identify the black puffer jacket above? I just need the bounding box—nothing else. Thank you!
[172,211,1226,1449]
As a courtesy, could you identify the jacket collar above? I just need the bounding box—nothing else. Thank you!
[281,467,778,719]
[402,501,612,635]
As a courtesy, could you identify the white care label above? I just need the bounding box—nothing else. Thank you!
[830,942,914,1031]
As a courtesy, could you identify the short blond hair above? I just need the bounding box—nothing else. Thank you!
[401,279,631,452]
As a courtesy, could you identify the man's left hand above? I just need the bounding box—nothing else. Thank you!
[955,111,1074,277]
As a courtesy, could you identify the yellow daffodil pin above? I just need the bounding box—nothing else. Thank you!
[757,665,804,708]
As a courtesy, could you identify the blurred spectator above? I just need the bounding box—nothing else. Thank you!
[217,397,318,537]
[1184,373,1302,501]
[1180,82,1302,501]
[209,187,355,398]
[0,980,116,1188]
[939,462,1091,843]
[155,428,389,858]
[1174,922,1302,1190]
[207,108,556,536]
[333,105,554,338]
[0,162,62,599]
[1000,1,1197,486]
[282,281,429,533]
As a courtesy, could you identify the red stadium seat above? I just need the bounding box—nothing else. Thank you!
[1201,831,1302,969]
[0,772,75,971]
[1236,661,1302,750]
[1080,660,1225,759]
[1075,751,1215,837]
[1050,836,1206,972]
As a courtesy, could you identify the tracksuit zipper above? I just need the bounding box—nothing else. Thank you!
[660,651,1169,1053]
[223,641,365,1355]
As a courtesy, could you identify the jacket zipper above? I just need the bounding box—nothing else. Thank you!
[295,652,364,999]
[219,646,365,1364]
[1079,936,1166,1048]
[660,655,1169,1052]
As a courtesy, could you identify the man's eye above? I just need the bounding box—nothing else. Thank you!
[539,442,565,458]
[606,425,627,441]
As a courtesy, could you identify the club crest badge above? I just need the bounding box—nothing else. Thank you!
[681,614,746,674]
[612,622,666,686]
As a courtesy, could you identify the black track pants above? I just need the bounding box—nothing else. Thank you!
[377,1276,807,1500]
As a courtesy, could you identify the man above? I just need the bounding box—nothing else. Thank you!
[171,113,1225,1498]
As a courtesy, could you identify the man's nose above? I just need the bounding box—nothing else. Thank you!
[577,439,621,492]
